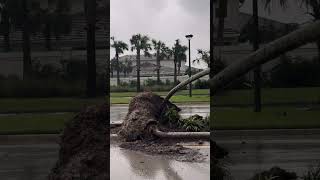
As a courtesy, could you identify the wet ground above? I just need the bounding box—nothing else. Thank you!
[0,104,210,180]
[214,129,320,180]
[0,144,58,180]
[110,139,210,180]
[110,104,210,180]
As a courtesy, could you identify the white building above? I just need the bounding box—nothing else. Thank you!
[114,54,187,77]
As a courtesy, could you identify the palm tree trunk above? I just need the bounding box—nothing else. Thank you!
[217,0,227,42]
[4,31,10,52]
[165,21,320,102]
[252,0,261,112]
[136,49,141,92]
[156,52,160,84]
[85,0,97,97]
[210,20,320,93]
[177,62,181,75]
[317,39,320,63]
[45,23,52,50]
[2,10,10,52]
[151,126,209,139]
[165,68,210,101]
[173,62,177,85]
[116,53,120,86]
[22,0,32,80]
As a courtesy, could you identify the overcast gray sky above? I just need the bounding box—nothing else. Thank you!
[110,0,210,68]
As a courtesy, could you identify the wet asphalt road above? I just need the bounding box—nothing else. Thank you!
[214,129,320,180]
[0,144,58,180]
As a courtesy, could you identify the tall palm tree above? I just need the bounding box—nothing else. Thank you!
[170,39,187,84]
[110,57,116,78]
[214,0,228,42]
[252,0,262,112]
[1,0,46,79]
[152,39,170,84]
[123,58,133,77]
[84,0,97,97]
[176,42,188,76]
[111,37,128,86]
[0,0,11,52]
[43,0,72,50]
[171,40,179,85]
[130,34,152,92]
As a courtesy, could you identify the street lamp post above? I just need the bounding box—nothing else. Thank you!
[185,34,193,97]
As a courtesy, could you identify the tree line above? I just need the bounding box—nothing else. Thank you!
[111,35,191,92]
[0,0,106,97]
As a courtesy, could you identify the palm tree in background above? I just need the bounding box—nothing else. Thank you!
[110,57,116,78]
[0,0,11,52]
[122,58,133,77]
[111,36,128,86]
[175,41,188,76]
[170,39,188,84]
[152,39,170,84]
[130,34,152,92]
[44,0,72,50]
[194,49,210,66]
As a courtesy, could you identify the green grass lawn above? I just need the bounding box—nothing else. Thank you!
[0,97,107,113]
[0,113,74,134]
[0,87,319,134]
[111,89,210,104]
[212,107,320,130]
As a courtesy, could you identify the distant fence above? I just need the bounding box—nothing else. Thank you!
[110,75,209,86]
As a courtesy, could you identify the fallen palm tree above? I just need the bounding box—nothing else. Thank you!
[165,20,320,99]
[116,21,320,141]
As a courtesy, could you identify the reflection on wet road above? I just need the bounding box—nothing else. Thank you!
[215,129,320,180]
[110,142,210,180]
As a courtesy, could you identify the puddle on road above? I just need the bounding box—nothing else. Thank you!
[110,143,210,180]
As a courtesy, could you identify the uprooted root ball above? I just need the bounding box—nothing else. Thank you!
[118,92,180,141]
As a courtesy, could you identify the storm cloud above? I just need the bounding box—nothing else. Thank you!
[110,0,210,68]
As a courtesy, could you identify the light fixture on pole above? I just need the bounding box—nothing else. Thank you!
[185,34,193,97]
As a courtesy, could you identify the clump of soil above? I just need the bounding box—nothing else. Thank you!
[116,92,208,162]
[48,103,109,180]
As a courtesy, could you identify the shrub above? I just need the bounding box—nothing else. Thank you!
[301,164,320,180]
[163,107,181,126]
[194,79,209,89]
[179,114,209,132]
